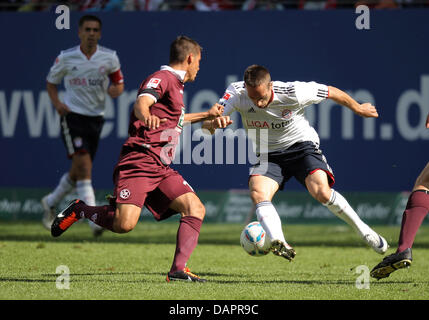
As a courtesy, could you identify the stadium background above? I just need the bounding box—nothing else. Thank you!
[0,6,428,224]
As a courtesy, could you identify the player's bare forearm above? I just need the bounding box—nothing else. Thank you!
[134,95,165,129]
[184,103,224,124]
[184,111,214,124]
[46,82,70,116]
[328,86,378,118]
[108,83,124,98]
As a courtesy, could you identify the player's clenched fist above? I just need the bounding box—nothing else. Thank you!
[55,102,71,116]
[207,103,224,119]
[356,103,379,118]
[212,115,233,129]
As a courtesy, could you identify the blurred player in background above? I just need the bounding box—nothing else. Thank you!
[371,113,429,279]
[42,15,124,236]
[204,64,389,261]
[51,36,223,283]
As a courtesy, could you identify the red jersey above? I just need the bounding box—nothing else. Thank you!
[121,66,186,165]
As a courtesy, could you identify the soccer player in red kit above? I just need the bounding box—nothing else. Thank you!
[51,36,224,282]
[371,113,429,279]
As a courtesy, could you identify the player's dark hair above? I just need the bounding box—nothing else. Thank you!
[244,65,271,87]
[169,36,202,64]
[78,15,102,29]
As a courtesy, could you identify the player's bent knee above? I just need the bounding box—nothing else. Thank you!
[114,220,136,233]
[313,188,332,204]
[187,201,205,220]
[250,190,267,204]
[113,204,140,233]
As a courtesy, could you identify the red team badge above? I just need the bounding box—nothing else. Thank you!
[147,78,162,88]
[222,93,231,100]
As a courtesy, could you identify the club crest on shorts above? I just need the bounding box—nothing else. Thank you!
[73,137,83,148]
[119,189,131,199]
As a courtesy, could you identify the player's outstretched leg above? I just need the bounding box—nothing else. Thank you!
[51,198,117,237]
[306,170,389,254]
[51,199,84,237]
[324,189,389,254]
[166,193,207,283]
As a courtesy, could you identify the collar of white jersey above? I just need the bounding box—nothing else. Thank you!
[79,45,99,60]
[160,65,186,82]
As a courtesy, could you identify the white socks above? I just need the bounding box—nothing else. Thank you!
[255,201,287,244]
[46,172,75,208]
[46,175,97,208]
[76,179,103,231]
[323,189,372,237]
[76,179,96,206]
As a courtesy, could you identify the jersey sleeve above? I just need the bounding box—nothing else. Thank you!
[137,73,167,103]
[108,52,124,84]
[292,81,329,107]
[46,53,66,84]
[218,83,240,116]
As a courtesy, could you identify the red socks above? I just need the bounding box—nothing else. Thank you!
[170,216,203,273]
[397,190,429,253]
[76,202,116,231]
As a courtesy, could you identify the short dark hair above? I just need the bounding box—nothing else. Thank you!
[79,15,102,29]
[169,35,202,64]
[244,65,271,87]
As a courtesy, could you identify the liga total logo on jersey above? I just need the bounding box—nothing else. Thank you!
[147,78,162,89]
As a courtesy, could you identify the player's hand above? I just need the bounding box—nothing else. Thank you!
[108,84,124,99]
[55,102,70,116]
[355,103,379,118]
[426,113,429,129]
[207,103,224,119]
[212,116,233,129]
[144,115,167,130]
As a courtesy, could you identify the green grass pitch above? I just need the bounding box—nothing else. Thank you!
[1,221,429,300]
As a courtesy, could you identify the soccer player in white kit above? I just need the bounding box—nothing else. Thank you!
[41,15,124,236]
[204,64,388,260]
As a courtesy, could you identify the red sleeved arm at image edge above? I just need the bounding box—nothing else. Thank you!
[109,69,124,84]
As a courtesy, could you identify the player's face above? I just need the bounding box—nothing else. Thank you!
[78,21,101,48]
[246,82,273,108]
[187,51,201,82]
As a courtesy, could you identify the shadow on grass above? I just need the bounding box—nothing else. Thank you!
[0,270,418,286]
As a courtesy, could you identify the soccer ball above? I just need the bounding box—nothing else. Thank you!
[240,221,271,257]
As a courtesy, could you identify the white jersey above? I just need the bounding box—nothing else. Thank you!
[219,80,329,153]
[47,45,122,116]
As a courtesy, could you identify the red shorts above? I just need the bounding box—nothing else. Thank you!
[113,150,194,221]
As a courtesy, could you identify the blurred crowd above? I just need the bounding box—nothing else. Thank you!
[0,0,428,11]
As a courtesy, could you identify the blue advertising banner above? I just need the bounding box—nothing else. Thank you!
[0,10,428,192]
